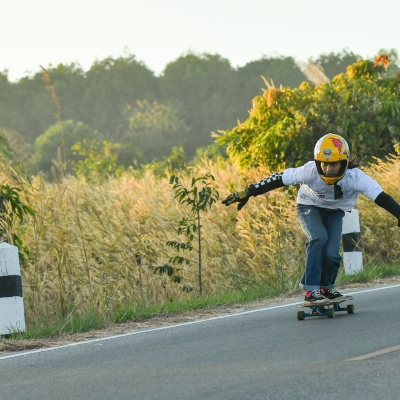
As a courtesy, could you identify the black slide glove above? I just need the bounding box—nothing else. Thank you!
[221,173,285,211]
[222,190,250,211]
[398,217,400,228]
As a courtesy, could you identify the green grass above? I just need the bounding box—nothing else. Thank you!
[112,283,278,325]
[336,262,400,285]
[5,284,279,341]
[10,310,105,339]
[4,262,400,341]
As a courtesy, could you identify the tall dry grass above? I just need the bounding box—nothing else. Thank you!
[357,155,400,263]
[3,155,400,326]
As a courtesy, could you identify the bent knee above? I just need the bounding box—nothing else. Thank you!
[308,235,328,247]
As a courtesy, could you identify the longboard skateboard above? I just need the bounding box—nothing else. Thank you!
[297,296,354,320]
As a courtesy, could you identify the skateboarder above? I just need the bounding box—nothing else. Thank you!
[222,133,400,305]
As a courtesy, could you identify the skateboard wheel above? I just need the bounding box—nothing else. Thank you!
[317,306,325,312]
[327,308,335,318]
[346,304,355,314]
[297,311,305,321]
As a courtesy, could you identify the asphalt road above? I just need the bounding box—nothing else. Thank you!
[1,284,400,400]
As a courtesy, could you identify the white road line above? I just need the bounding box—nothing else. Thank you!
[1,283,400,361]
[346,344,400,361]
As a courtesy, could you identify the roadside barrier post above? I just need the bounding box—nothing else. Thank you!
[0,242,26,335]
[342,209,363,275]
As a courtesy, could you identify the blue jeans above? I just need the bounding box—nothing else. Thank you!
[296,205,345,291]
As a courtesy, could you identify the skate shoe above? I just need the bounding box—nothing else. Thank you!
[321,288,351,301]
[304,289,330,305]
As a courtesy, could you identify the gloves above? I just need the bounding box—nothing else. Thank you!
[222,189,250,211]
[398,217,400,227]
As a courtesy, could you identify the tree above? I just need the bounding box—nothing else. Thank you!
[123,100,191,165]
[0,57,158,146]
[143,146,187,178]
[218,56,400,169]
[2,64,85,145]
[71,139,123,182]
[0,130,35,253]
[235,56,305,114]
[160,53,239,157]
[315,50,361,80]
[34,120,104,173]
[375,49,400,77]
[83,55,160,138]
[154,169,219,295]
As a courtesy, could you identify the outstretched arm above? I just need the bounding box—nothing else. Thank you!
[374,191,400,227]
[222,173,284,210]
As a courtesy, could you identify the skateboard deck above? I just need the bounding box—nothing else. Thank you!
[300,296,353,308]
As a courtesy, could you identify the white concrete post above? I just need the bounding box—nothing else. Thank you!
[0,242,26,335]
[342,209,363,275]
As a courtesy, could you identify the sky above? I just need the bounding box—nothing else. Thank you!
[2,0,400,82]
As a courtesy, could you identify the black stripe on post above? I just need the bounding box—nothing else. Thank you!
[0,275,22,298]
[342,232,362,252]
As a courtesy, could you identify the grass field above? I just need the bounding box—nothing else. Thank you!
[1,154,400,339]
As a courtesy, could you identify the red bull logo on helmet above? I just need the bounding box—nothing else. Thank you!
[331,138,348,155]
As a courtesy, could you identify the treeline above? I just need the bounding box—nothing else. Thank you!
[0,49,398,174]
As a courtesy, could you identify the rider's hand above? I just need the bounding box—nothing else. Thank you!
[398,217,400,227]
[222,190,250,211]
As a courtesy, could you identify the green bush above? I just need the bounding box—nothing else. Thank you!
[34,120,104,173]
[219,57,400,169]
